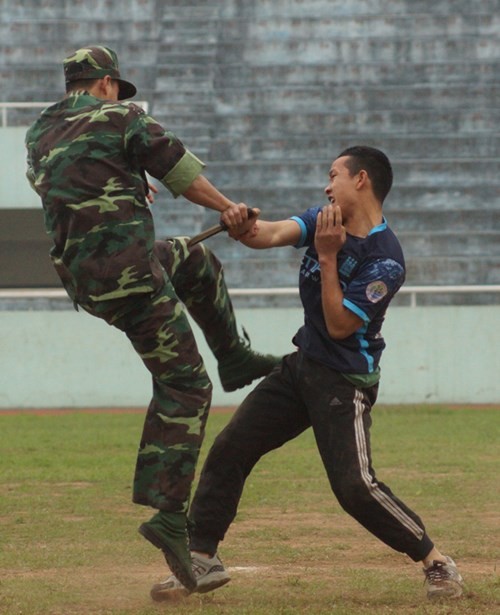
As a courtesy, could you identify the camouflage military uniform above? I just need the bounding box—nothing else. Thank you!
[25,92,238,513]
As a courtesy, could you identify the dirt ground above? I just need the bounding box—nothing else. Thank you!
[6,510,498,615]
[2,405,498,614]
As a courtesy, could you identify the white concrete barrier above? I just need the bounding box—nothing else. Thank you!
[0,306,498,408]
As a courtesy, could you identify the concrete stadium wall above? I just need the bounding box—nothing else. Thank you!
[0,2,498,410]
[1,305,498,408]
[1,0,499,294]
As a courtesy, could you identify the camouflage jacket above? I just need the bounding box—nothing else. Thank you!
[25,92,204,303]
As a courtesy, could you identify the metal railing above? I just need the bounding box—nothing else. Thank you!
[0,285,499,307]
[227,285,500,308]
[0,101,150,127]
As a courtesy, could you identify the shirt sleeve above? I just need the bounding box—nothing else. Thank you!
[124,108,205,197]
[343,258,405,324]
[160,149,205,197]
[291,206,321,248]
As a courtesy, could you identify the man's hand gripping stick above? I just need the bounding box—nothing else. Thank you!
[187,208,257,247]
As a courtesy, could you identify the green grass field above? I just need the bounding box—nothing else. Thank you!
[0,405,498,614]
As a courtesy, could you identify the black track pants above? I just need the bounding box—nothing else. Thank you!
[189,351,434,562]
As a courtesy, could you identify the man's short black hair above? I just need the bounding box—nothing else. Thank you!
[337,145,393,203]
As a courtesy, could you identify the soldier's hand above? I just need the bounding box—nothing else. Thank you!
[146,182,158,205]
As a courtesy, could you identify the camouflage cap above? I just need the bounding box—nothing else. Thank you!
[63,46,137,100]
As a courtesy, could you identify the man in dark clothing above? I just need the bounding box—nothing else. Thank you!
[151,146,464,602]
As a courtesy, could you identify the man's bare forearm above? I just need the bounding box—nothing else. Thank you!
[182,175,235,212]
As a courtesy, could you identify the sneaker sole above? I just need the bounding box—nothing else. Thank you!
[150,583,190,602]
[427,586,463,600]
[139,523,196,593]
[150,575,230,601]
[197,575,231,594]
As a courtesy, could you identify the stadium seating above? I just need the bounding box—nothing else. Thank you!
[1,0,499,303]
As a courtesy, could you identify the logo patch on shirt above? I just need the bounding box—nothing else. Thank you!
[366,280,388,303]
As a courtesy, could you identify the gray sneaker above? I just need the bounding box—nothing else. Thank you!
[423,556,464,599]
[150,553,230,602]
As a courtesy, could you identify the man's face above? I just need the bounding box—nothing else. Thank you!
[324,156,357,212]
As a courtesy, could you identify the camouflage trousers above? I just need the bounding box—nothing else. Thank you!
[79,238,240,513]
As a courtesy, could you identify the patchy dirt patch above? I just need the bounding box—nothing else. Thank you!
[1,514,497,615]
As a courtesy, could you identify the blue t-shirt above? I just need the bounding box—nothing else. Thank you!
[291,206,405,374]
